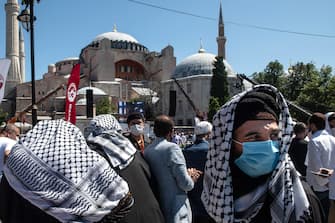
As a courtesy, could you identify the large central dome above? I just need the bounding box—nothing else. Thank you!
[93,27,138,43]
[173,48,234,78]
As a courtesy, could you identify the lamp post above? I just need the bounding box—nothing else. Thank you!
[17,0,39,126]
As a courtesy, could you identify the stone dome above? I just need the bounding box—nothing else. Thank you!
[173,48,235,78]
[77,87,107,96]
[93,28,138,43]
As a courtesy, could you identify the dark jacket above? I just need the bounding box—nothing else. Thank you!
[244,178,326,223]
[183,139,215,223]
[0,176,133,223]
[116,152,165,223]
[289,138,308,177]
[91,145,165,223]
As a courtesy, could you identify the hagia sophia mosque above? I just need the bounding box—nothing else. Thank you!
[3,0,250,127]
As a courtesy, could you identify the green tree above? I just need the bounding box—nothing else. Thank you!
[251,60,285,89]
[281,62,319,101]
[96,97,115,115]
[251,61,335,121]
[210,56,229,105]
[297,65,333,113]
[325,74,335,110]
[208,96,221,122]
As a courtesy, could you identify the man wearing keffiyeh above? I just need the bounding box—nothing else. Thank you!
[0,119,133,223]
[85,114,164,223]
[201,84,324,223]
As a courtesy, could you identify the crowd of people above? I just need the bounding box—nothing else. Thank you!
[0,84,334,223]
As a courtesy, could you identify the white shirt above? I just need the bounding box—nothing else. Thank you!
[306,130,335,199]
[0,137,16,179]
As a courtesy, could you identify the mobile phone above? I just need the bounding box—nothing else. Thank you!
[311,168,333,177]
[310,171,330,177]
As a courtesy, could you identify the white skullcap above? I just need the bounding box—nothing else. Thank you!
[194,121,212,135]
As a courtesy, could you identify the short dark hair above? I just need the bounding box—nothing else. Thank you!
[293,122,307,135]
[308,113,325,130]
[153,115,174,137]
[126,112,144,124]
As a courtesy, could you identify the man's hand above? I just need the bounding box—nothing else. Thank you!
[187,168,203,182]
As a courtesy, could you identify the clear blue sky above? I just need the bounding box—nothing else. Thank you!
[1,0,335,81]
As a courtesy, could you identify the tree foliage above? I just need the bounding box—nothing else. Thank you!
[96,97,115,115]
[251,61,335,121]
[281,62,319,101]
[210,56,229,105]
[296,65,334,113]
[252,60,285,89]
[208,96,221,122]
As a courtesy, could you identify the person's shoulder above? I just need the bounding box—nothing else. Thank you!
[147,138,171,150]
[312,131,335,144]
[0,137,16,146]
[294,138,308,146]
[183,143,193,150]
[314,130,331,138]
[185,143,208,151]
[166,141,180,149]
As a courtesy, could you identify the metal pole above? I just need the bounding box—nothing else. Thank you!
[172,78,198,113]
[30,0,37,126]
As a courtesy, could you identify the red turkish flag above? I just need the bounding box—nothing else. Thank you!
[65,64,80,124]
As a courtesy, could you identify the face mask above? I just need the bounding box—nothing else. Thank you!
[130,124,144,136]
[234,140,280,178]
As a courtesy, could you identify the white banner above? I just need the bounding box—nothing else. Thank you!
[0,59,11,104]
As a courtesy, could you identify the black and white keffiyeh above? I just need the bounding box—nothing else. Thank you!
[3,119,130,223]
[85,114,137,170]
[84,114,123,138]
[201,84,311,223]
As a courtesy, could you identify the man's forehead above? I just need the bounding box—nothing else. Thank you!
[234,119,279,135]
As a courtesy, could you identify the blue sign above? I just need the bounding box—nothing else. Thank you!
[118,101,127,115]
[118,101,145,115]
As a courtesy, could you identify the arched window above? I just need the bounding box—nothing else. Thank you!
[115,60,145,81]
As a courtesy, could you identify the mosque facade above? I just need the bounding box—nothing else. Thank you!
[4,0,246,126]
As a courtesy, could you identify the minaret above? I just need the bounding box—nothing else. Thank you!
[19,26,25,83]
[5,0,23,97]
[216,1,227,59]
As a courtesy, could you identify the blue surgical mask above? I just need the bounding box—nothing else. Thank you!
[233,140,280,178]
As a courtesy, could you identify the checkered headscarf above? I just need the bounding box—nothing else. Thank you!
[86,114,137,170]
[84,114,122,138]
[4,119,130,223]
[202,84,311,222]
